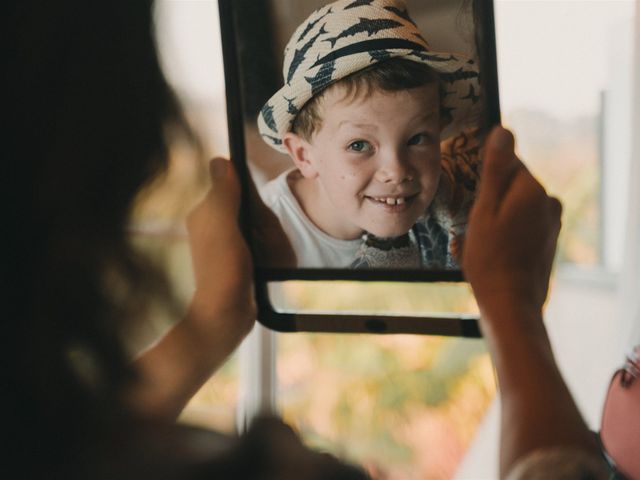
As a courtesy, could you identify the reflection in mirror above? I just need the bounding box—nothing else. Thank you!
[232,0,489,270]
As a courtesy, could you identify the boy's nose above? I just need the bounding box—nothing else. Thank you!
[375,151,413,184]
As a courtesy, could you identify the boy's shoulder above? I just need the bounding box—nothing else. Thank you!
[259,169,311,229]
[259,168,298,207]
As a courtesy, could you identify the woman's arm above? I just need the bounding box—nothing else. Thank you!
[462,127,602,477]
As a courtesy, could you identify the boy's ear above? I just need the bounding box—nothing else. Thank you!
[282,132,318,179]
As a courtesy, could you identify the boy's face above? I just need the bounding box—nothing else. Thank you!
[288,83,441,240]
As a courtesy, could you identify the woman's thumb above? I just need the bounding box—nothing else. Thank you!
[206,157,241,217]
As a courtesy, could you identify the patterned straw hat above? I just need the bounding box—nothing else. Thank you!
[258,0,481,153]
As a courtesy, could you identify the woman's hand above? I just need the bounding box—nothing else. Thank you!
[462,127,562,319]
[186,158,256,329]
[127,158,256,420]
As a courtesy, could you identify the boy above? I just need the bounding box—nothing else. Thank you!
[258,0,481,268]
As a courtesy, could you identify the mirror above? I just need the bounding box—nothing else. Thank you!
[222,0,496,273]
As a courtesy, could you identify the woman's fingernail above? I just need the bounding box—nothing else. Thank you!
[210,158,228,179]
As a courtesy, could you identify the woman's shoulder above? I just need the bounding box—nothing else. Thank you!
[85,416,369,480]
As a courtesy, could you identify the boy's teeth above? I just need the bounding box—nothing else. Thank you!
[375,197,406,205]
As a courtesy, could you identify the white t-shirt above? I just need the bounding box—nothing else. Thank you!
[259,169,361,268]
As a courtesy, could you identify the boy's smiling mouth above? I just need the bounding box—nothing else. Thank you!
[371,196,406,205]
[364,193,419,209]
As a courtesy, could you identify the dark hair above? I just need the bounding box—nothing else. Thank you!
[6,0,193,472]
[291,58,442,140]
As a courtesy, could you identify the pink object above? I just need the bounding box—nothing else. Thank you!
[600,346,640,480]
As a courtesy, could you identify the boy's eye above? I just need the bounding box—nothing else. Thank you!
[347,140,372,153]
[407,133,429,146]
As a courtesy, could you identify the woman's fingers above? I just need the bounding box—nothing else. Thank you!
[186,158,254,316]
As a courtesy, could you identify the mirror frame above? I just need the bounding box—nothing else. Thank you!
[218,0,500,335]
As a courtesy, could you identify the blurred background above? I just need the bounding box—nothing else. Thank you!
[127,1,639,478]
